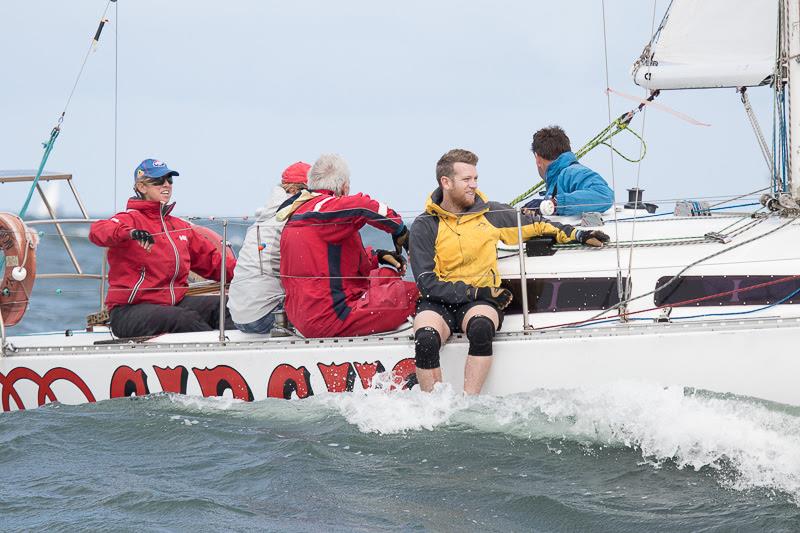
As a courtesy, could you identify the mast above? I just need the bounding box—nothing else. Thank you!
[788,0,800,198]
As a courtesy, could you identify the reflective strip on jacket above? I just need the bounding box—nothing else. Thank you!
[89,198,236,310]
[279,190,407,336]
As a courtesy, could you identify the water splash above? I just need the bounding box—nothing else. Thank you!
[320,380,800,502]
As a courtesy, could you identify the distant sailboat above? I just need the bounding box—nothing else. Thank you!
[32,180,61,219]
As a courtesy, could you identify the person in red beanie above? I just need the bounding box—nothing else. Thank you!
[227,161,310,334]
[90,158,236,338]
[280,153,418,337]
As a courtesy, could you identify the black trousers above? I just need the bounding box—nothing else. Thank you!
[109,296,234,338]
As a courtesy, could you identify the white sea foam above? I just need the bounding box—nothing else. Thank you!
[166,392,242,412]
[320,380,465,434]
[322,380,800,502]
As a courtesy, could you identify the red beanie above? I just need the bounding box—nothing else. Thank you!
[281,161,311,184]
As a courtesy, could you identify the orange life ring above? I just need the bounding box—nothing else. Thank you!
[0,213,37,327]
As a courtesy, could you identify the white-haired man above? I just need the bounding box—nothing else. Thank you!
[279,153,418,337]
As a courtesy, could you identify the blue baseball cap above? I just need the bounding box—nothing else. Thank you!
[134,159,180,181]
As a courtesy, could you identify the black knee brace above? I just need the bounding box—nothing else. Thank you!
[466,315,495,356]
[414,327,441,369]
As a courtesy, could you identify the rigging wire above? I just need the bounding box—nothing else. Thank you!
[600,0,626,314]
[63,1,115,119]
[114,0,119,212]
[583,214,796,324]
[622,0,660,316]
[2,3,115,280]
[545,272,800,331]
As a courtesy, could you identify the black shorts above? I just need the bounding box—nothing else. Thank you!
[416,299,504,334]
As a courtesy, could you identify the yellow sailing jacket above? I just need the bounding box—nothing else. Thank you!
[409,188,580,305]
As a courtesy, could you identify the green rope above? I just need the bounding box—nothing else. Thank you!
[19,126,61,219]
[510,116,647,206]
[1,125,61,277]
[509,180,545,207]
[577,119,647,163]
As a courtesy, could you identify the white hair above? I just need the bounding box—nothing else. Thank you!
[308,153,350,196]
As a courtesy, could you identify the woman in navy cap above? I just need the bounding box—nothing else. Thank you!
[89,158,236,338]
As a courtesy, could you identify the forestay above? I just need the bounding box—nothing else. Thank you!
[633,0,778,90]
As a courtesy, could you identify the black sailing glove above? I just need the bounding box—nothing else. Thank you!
[473,286,513,310]
[392,225,410,254]
[578,230,610,248]
[376,249,406,271]
[130,229,155,246]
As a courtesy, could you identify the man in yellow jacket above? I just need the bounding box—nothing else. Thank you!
[409,149,609,394]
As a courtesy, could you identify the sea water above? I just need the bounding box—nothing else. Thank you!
[2,224,800,531]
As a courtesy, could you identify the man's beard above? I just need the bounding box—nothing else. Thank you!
[452,193,475,213]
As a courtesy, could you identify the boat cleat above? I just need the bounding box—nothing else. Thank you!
[704,231,731,244]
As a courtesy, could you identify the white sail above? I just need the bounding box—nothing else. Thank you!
[633,0,778,90]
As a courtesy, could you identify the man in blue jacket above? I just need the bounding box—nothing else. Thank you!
[524,126,614,217]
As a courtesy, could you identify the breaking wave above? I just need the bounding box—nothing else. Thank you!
[115,380,800,504]
[317,380,800,503]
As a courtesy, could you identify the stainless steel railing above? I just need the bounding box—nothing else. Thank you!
[515,206,532,330]
[1,172,103,353]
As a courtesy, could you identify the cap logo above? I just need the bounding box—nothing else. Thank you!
[137,169,145,177]
[153,160,165,167]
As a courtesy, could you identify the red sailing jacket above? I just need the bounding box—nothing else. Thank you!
[89,198,236,310]
[280,190,407,336]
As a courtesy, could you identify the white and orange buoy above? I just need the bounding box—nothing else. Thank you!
[0,212,38,327]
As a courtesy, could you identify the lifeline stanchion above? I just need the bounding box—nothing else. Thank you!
[99,249,108,312]
[0,305,6,356]
[219,219,228,343]
[515,207,532,330]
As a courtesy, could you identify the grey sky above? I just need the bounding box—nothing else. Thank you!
[1,1,773,218]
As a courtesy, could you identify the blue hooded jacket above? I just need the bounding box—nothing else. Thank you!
[541,152,614,216]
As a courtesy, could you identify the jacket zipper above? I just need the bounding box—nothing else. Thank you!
[160,208,180,306]
[128,266,146,304]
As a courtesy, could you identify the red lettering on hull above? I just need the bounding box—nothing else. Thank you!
[390,358,417,390]
[192,366,254,401]
[0,367,96,411]
[353,361,386,389]
[153,366,189,394]
[317,362,356,393]
[267,364,314,399]
[109,366,150,398]
[1,356,416,412]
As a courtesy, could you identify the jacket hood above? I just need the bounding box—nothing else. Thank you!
[545,151,578,188]
[254,186,291,222]
[126,198,176,217]
[275,189,321,222]
[424,187,489,220]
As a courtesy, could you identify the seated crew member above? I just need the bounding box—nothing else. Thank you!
[279,153,419,337]
[89,159,236,338]
[523,125,615,217]
[227,161,310,334]
[410,149,609,395]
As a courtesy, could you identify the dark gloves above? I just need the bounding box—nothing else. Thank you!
[392,225,410,254]
[376,249,406,272]
[130,229,155,247]
[578,230,610,248]
[472,286,513,310]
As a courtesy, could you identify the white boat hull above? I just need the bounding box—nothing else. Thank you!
[4,211,799,411]
[2,315,799,411]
